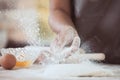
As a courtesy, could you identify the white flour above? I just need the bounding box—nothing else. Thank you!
[0,46,117,77]
[42,62,114,77]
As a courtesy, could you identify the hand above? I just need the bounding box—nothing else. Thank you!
[35,26,81,64]
[60,37,81,59]
[34,50,52,64]
[50,26,80,53]
[35,36,80,64]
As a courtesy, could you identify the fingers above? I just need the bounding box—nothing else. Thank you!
[34,53,45,64]
[50,37,58,53]
[35,37,81,64]
[34,50,52,64]
[50,27,78,53]
[61,36,81,58]
[71,36,81,52]
[50,34,67,53]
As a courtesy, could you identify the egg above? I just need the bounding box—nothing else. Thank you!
[0,54,16,70]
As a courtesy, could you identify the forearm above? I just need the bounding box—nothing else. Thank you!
[49,10,75,34]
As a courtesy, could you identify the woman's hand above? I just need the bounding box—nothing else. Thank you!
[35,26,81,64]
[50,26,81,54]
[35,36,81,64]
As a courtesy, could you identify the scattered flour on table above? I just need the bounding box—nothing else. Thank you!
[0,47,115,77]
[41,61,114,78]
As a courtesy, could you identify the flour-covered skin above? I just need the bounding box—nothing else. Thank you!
[35,36,105,64]
[35,36,82,64]
[50,26,79,53]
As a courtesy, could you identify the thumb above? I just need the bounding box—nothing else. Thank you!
[70,36,81,53]
[61,36,81,58]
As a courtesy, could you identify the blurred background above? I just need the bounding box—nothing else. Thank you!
[0,0,55,48]
[36,0,55,45]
